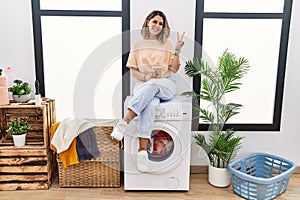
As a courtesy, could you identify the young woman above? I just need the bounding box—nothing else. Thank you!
[111,10,185,172]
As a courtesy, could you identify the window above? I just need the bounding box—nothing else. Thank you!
[31,0,130,120]
[194,0,293,131]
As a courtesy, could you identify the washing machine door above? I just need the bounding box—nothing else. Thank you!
[128,122,183,175]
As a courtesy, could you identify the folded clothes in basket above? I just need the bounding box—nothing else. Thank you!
[50,124,99,168]
[50,119,117,168]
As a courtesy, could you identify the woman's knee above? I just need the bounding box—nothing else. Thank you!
[143,83,160,93]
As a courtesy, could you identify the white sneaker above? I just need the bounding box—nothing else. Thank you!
[137,150,149,173]
[110,119,127,141]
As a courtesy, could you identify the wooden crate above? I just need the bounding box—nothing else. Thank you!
[57,126,120,188]
[0,99,56,190]
[0,98,56,147]
[0,146,54,190]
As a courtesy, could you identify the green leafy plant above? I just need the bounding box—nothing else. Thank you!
[9,79,31,96]
[185,49,250,168]
[7,118,31,135]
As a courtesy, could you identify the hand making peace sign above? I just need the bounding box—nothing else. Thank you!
[175,31,185,51]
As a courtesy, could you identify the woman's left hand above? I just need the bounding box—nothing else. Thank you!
[175,31,185,51]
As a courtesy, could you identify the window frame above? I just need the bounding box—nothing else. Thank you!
[193,0,293,131]
[31,0,131,115]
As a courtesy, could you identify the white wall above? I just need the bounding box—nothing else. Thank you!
[0,0,35,89]
[1,0,299,166]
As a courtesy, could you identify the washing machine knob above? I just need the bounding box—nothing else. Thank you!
[156,109,162,117]
[156,108,165,118]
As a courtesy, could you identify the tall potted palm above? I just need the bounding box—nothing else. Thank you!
[185,49,250,187]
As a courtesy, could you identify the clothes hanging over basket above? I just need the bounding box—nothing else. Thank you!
[50,122,100,168]
[50,122,79,168]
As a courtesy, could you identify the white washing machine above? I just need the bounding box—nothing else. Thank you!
[123,95,192,191]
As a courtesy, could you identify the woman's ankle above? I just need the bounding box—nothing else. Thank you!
[124,109,137,123]
[138,137,149,152]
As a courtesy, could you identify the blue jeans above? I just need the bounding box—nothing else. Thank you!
[128,79,175,139]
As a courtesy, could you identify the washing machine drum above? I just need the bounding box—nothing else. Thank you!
[128,122,183,175]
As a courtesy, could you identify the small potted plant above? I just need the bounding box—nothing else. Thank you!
[9,79,32,103]
[7,118,31,147]
[185,49,250,187]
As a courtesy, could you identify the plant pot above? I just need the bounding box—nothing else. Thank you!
[13,94,31,103]
[12,133,26,147]
[208,164,232,187]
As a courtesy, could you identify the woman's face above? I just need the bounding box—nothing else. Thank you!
[147,15,164,37]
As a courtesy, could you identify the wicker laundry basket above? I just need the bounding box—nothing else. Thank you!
[57,126,120,187]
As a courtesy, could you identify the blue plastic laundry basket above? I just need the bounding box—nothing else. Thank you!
[227,152,296,200]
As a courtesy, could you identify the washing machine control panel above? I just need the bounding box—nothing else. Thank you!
[125,95,192,121]
[155,96,192,120]
[156,107,182,120]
